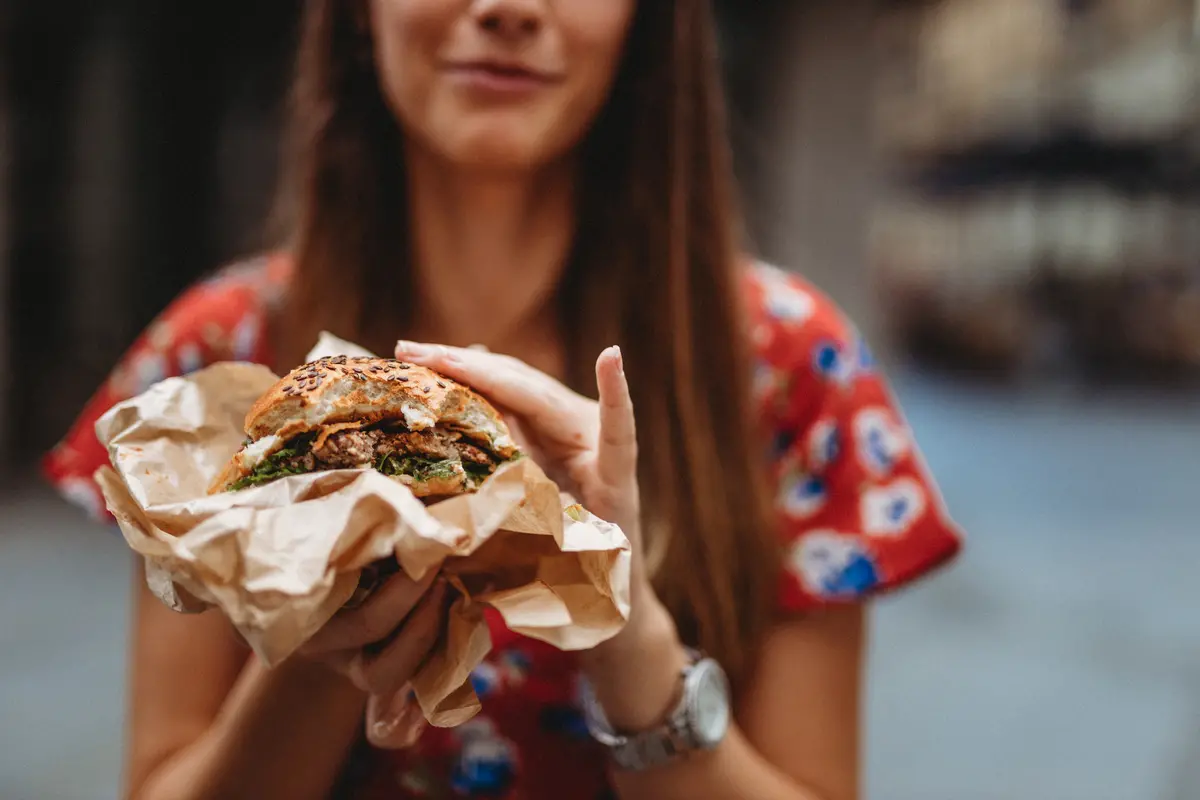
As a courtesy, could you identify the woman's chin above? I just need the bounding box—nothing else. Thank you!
[451,144,545,173]
[429,126,567,174]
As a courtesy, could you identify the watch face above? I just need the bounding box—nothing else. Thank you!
[689,661,731,748]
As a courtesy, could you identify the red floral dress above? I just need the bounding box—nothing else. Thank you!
[43,253,963,799]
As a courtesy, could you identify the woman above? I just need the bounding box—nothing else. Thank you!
[44,1,963,798]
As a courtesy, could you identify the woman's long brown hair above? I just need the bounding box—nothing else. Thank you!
[277,0,781,689]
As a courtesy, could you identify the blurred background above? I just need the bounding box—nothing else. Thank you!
[2,1,1199,798]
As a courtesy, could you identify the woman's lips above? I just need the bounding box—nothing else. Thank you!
[444,62,559,95]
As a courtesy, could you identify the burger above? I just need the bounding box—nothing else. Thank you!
[209,355,520,497]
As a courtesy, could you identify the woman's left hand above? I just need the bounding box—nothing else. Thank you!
[395,340,689,732]
[393,340,649,602]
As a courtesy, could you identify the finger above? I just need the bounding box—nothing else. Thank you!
[349,580,450,697]
[366,686,427,750]
[595,346,638,489]
[298,647,360,680]
[302,568,437,654]
[395,341,586,443]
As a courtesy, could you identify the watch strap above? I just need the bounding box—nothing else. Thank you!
[581,648,720,772]
[609,723,688,771]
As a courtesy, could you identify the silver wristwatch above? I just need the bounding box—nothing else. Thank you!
[580,649,731,772]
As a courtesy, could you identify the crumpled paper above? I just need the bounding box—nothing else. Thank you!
[93,332,632,727]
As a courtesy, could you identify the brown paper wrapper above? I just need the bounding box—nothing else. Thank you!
[93,333,631,727]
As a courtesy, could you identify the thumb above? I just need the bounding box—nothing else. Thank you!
[595,346,637,491]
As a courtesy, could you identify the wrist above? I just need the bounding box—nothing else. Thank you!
[583,581,677,663]
[579,589,688,732]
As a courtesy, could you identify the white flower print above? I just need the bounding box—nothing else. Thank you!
[752,361,781,405]
[762,274,816,324]
[788,531,880,597]
[752,323,773,349]
[231,314,262,362]
[132,352,169,395]
[147,320,174,352]
[811,338,857,386]
[176,342,203,376]
[778,469,827,519]
[860,478,926,537]
[58,477,105,520]
[853,407,910,477]
[806,419,840,472]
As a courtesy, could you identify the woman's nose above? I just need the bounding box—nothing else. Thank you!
[471,0,543,40]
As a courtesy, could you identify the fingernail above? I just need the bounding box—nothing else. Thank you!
[395,340,429,358]
[612,345,624,374]
[370,708,399,739]
[347,653,369,692]
[367,689,427,749]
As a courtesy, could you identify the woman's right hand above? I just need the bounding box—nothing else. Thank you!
[298,568,450,748]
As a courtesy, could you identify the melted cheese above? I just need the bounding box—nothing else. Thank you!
[240,434,281,470]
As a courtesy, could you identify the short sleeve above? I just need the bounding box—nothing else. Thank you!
[747,265,963,613]
[41,259,278,522]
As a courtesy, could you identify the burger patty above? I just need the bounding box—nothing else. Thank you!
[273,427,495,473]
[226,423,508,492]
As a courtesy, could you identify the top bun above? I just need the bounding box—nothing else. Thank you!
[245,355,517,456]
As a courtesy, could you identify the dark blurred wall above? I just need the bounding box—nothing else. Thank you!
[1,0,299,466]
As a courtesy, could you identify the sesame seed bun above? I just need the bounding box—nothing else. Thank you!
[208,355,518,494]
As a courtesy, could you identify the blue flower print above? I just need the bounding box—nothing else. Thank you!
[501,652,530,676]
[133,352,169,395]
[177,342,204,376]
[806,420,840,472]
[470,661,501,699]
[811,338,856,385]
[539,703,590,741]
[450,719,518,796]
[860,478,926,537]
[499,648,531,677]
[770,430,795,462]
[852,408,910,477]
[543,674,596,741]
[231,314,262,362]
[789,532,880,598]
[778,470,827,519]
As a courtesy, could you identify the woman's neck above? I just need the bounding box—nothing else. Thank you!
[405,147,575,370]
